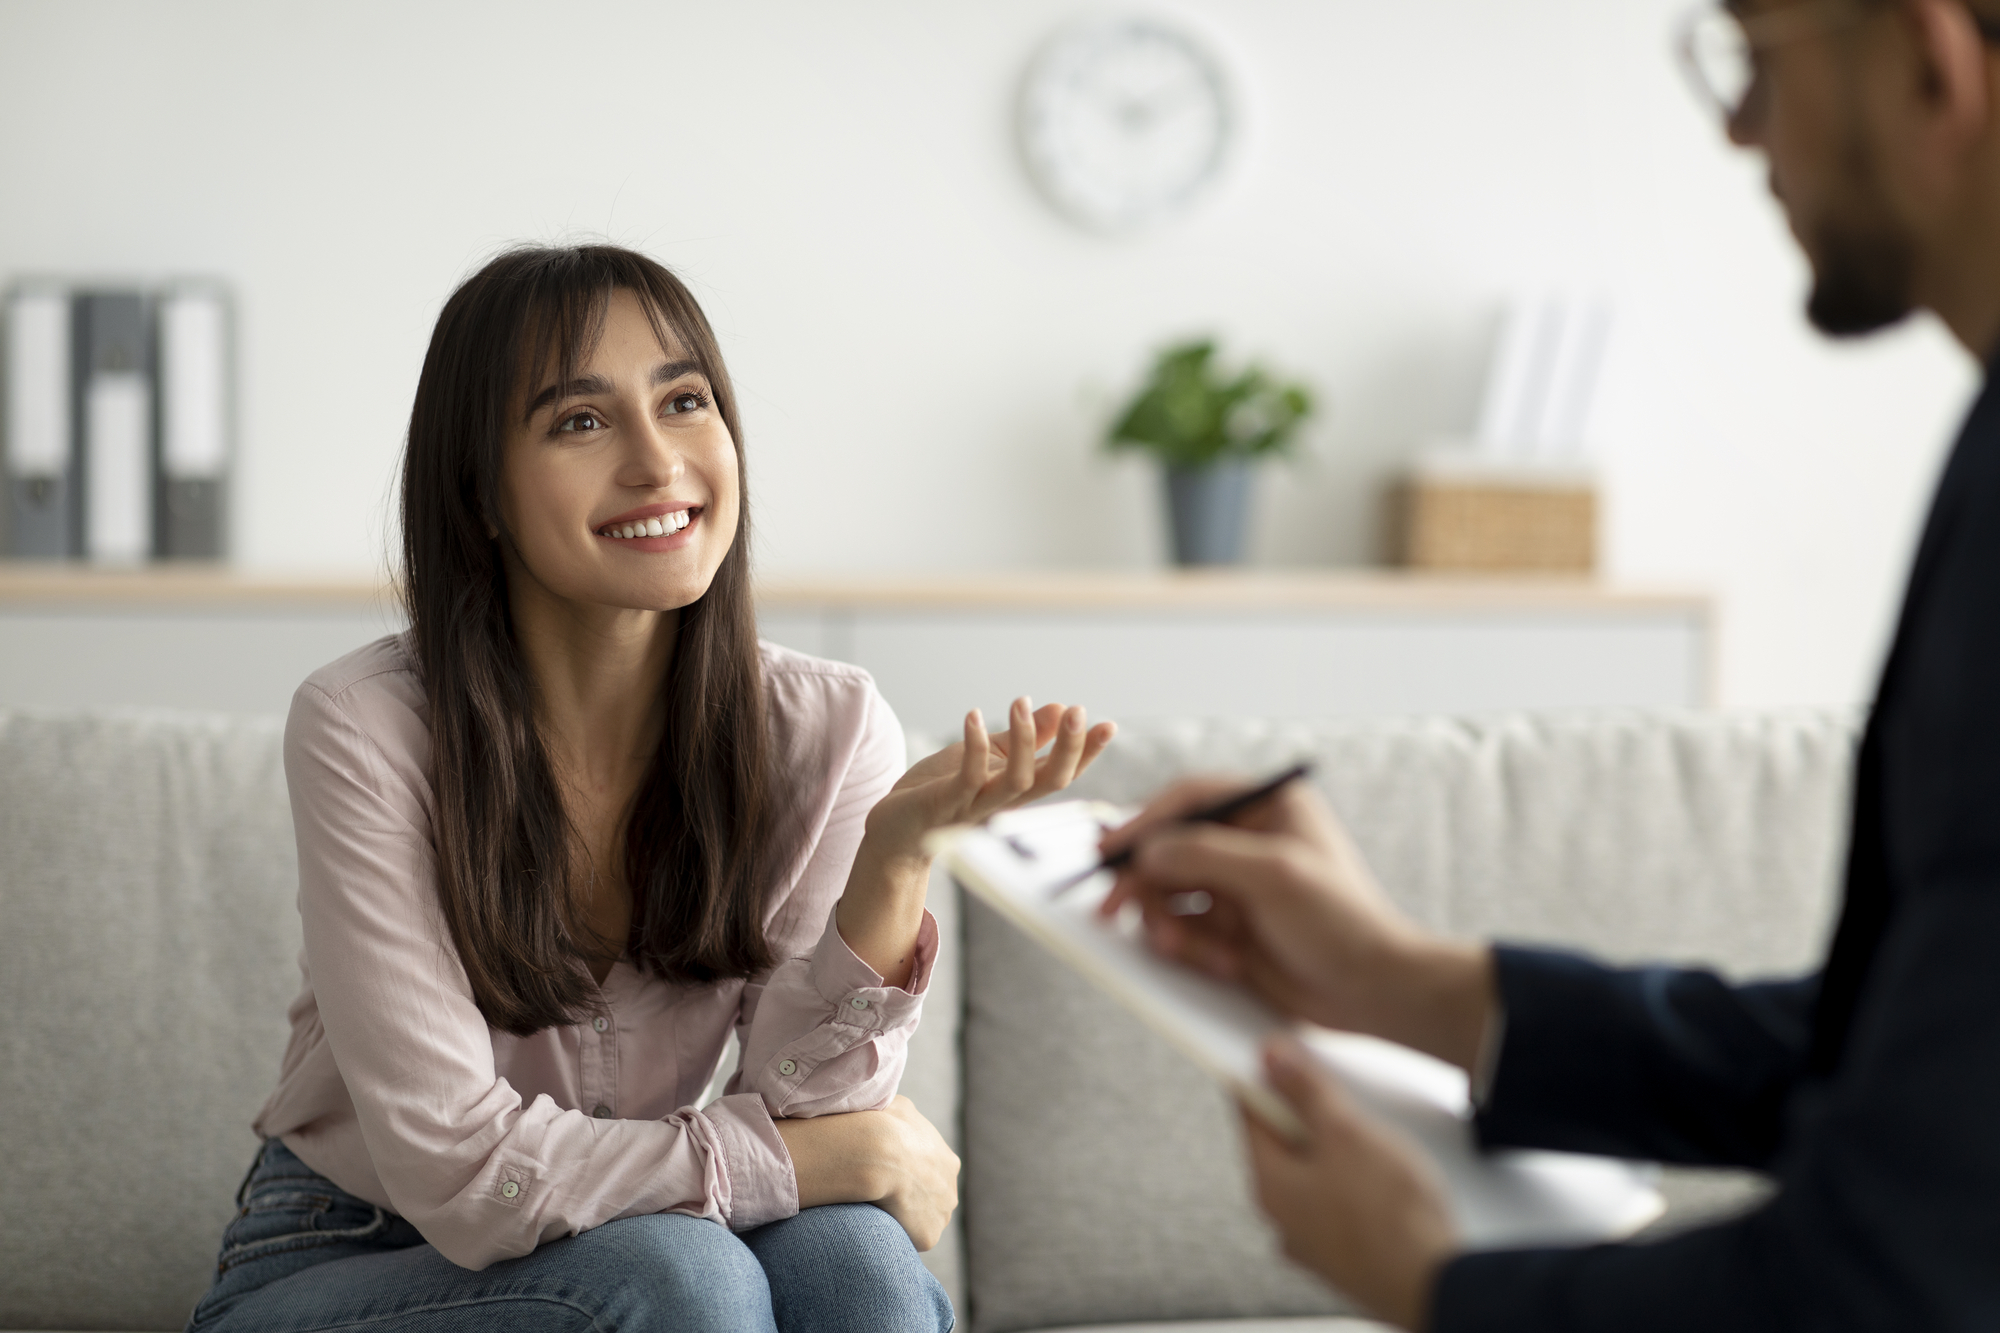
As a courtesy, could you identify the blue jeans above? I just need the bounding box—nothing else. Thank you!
[186,1139,953,1333]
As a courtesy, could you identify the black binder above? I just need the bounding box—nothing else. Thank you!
[155,288,230,559]
[72,291,153,562]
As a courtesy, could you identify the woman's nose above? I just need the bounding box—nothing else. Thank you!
[623,418,685,487]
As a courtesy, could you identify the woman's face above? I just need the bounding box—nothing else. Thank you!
[497,289,740,614]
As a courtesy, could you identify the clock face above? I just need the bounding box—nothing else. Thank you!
[1019,17,1235,234]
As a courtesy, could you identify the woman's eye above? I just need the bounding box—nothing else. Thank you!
[556,410,605,434]
[664,391,707,416]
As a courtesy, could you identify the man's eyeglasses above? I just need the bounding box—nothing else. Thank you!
[1677,0,2000,123]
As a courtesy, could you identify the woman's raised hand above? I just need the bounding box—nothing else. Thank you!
[864,698,1117,862]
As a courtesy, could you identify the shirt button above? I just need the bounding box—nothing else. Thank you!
[592,1017,608,1033]
[850,997,869,1011]
[500,1181,520,1199]
[778,1059,797,1076]
[592,1104,613,1119]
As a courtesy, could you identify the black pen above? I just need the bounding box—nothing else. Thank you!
[1047,761,1316,899]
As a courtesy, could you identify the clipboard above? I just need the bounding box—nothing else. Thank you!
[940,799,1666,1249]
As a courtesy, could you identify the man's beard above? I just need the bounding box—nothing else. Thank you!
[1807,210,1917,335]
[1804,120,1917,337]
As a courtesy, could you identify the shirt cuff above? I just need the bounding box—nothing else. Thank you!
[808,903,938,1029]
[1469,1003,1508,1110]
[703,1091,800,1232]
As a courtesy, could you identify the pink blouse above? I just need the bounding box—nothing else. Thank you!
[253,634,936,1271]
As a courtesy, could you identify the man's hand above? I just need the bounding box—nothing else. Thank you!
[1244,1038,1458,1330]
[1100,777,1494,1073]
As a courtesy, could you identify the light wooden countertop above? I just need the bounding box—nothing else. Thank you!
[0,563,1709,615]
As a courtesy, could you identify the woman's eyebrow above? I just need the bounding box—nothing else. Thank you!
[524,373,613,419]
[522,360,703,421]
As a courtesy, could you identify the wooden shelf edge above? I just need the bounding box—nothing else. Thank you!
[0,563,1709,614]
[755,572,1709,613]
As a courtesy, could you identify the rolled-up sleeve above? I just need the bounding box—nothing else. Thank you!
[725,668,935,1129]
[285,681,775,1267]
[737,905,938,1118]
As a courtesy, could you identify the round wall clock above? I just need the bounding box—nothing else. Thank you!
[1018,15,1236,234]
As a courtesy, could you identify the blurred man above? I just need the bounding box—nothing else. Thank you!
[1104,0,2000,1327]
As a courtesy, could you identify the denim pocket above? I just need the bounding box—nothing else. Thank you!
[216,1174,391,1273]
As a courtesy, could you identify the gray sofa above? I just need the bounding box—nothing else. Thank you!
[0,706,1855,1333]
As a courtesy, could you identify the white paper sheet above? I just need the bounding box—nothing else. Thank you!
[944,799,1664,1249]
[85,371,151,563]
[4,291,70,475]
[160,292,228,479]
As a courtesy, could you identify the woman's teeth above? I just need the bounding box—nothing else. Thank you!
[600,511,692,539]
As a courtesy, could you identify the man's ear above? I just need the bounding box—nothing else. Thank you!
[1905,0,1990,140]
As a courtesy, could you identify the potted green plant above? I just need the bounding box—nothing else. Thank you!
[1107,339,1315,566]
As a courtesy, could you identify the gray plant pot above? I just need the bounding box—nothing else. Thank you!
[1164,460,1252,566]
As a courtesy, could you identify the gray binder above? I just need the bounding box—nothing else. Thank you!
[3,287,74,558]
[73,291,154,563]
[155,288,230,559]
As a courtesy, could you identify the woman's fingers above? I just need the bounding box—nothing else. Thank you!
[1075,720,1117,776]
[958,708,990,793]
[951,697,1119,818]
[1001,697,1038,796]
[960,699,1032,820]
[1022,705,1089,800]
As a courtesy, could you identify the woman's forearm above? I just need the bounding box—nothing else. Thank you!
[834,836,931,990]
[774,1097,961,1250]
[774,1107,895,1207]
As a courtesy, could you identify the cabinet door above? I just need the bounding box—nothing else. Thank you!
[819,609,1706,737]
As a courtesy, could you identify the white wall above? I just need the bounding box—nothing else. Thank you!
[0,0,1979,708]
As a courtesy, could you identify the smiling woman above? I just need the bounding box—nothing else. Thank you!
[411,254,771,1034]
[181,245,1114,1333]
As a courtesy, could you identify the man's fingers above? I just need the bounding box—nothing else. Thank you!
[1128,822,1303,895]
[1099,872,1134,917]
[1104,822,1291,918]
[1262,1036,1352,1141]
[1240,1099,1298,1177]
[1157,918,1244,981]
[1100,777,1251,859]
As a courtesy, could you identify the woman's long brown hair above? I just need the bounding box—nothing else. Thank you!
[401,245,775,1036]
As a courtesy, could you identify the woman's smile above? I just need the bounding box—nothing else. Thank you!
[594,502,703,550]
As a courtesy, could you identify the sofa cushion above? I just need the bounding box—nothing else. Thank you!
[1032,1312,1392,1320]
[0,711,300,1333]
[961,711,1854,1333]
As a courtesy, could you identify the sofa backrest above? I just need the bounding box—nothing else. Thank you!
[0,708,974,1333]
[0,711,300,1332]
[0,707,1858,1333]
[954,710,1856,1333]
